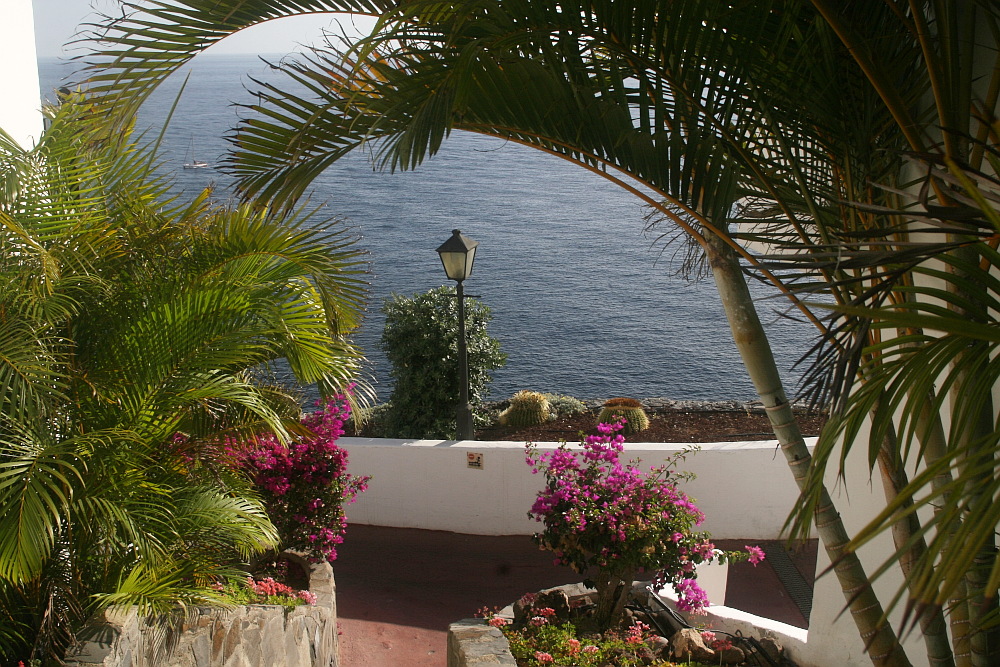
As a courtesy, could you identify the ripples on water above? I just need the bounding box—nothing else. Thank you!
[39,54,818,402]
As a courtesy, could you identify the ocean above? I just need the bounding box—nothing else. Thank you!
[37,54,817,404]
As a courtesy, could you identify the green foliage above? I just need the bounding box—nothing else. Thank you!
[541,393,587,419]
[379,286,506,438]
[597,398,650,435]
[0,99,366,662]
[354,402,394,437]
[503,621,653,667]
[499,390,551,427]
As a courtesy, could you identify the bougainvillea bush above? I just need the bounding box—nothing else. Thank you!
[525,421,763,629]
[229,393,370,563]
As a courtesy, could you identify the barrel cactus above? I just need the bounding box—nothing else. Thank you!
[499,390,552,427]
[597,397,650,434]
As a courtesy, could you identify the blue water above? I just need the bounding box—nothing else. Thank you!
[37,54,817,402]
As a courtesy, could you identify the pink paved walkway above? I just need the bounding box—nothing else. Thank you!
[333,525,816,667]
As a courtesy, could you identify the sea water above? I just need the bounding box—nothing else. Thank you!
[37,54,818,403]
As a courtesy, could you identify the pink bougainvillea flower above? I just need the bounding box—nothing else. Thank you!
[745,545,766,565]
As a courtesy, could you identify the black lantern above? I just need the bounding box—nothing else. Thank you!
[436,229,479,282]
[436,229,479,440]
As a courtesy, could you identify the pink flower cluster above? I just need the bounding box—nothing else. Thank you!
[246,576,317,605]
[229,393,371,563]
[248,576,294,597]
[625,621,650,644]
[701,629,734,651]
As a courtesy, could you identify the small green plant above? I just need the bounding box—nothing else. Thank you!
[480,598,659,667]
[379,286,506,439]
[542,393,587,419]
[597,397,650,435]
[499,391,552,427]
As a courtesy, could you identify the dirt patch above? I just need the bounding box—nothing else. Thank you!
[346,405,827,443]
[476,408,827,443]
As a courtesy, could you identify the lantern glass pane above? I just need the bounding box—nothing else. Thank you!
[439,251,468,281]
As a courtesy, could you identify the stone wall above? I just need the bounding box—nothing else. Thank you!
[64,554,337,667]
[447,619,516,667]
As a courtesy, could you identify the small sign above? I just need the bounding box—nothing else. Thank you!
[467,452,484,470]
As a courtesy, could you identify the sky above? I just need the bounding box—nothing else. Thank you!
[32,0,377,58]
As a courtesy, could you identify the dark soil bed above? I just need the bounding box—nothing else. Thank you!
[476,409,827,443]
[346,406,827,443]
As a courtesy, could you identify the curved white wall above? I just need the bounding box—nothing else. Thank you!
[3,0,43,148]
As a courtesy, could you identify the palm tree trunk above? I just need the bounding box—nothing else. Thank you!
[874,423,954,667]
[911,391,972,667]
[703,229,911,667]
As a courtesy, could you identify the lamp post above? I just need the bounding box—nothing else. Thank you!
[436,229,479,441]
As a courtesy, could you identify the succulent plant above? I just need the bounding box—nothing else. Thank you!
[542,392,587,419]
[597,397,650,434]
[499,390,552,427]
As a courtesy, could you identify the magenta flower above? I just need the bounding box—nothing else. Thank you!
[227,393,370,563]
[745,545,766,565]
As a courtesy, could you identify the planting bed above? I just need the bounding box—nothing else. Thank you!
[476,408,827,444]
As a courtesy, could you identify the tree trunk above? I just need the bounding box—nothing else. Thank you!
[874,422,954,667]
[594,567,636,631]
[703,229,911,667]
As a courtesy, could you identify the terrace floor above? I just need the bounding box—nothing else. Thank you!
[333,524,817,667]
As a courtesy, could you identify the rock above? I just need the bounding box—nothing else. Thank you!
[568,593,594,618]
[646,635,670,658]
[512,588,571,625]
[535,589,571,621]
[719,645,746,664]
[635,645,656,665]
[670,628,716,663]
[759,636,783,663]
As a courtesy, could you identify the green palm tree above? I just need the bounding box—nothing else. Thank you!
[0,92,367,662]
[77,0,907,663]
[77,1,1000,665]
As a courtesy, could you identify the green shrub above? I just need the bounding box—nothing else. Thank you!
[597,397,650,435]
[355,402,394,437]
[499,390,551,427]
[380,286,506,438]
[542,392,588,419]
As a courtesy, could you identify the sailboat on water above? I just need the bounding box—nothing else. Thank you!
[182,138,210,169]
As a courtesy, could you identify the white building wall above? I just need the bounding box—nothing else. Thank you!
[2,0,42,148]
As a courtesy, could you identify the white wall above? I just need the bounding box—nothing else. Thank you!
[2,0,43,148]
[339,437,809,538]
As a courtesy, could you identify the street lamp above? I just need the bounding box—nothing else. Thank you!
[436,229,479,440]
